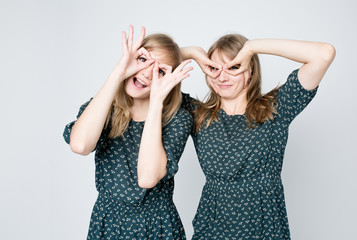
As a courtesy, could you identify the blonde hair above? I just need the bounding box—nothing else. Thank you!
[106,34,182,138]
[194,34,278,132]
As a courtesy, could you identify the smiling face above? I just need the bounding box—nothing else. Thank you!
[207,50,251,101]
[125,49,171,100]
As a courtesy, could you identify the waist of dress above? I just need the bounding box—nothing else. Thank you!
[96,189,174,214]
[205,172,282,192]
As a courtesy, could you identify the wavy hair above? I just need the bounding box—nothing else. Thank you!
[106,34,182,138]
[194,34,278,132]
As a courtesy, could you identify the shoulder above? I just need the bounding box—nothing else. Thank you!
[174,107,194,123]
[181,91,201,112]
[277,69,318,96]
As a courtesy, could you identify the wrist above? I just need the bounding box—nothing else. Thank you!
[109,68,126,83]
[180,47,193,60]
[149,98,164,111]
[243,40,256,56]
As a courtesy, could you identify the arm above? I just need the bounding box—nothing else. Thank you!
[137,60,193,188]
[226,39,336,90]
[69,26,154,155]
[181,46,222,78]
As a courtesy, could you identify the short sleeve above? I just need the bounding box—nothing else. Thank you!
[276,69,318,125]
[161,108,193,180]
[181,92,199,112]
[63,98,109,152]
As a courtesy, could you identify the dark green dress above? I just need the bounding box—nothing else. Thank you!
[182,69,318,239]
[63,101,193,240]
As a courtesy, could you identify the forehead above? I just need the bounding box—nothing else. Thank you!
[211,50,232,64]
[149,49,173,67]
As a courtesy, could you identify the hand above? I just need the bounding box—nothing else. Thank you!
[224,42,254,82]
[115,25,155,80]
[150,60,193,103]
[181,47,222,78]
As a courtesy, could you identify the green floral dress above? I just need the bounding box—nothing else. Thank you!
[182,69,318,239]
[63,101,193,240]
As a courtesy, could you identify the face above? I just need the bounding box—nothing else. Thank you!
[125,49,171,100]
[208,50,251,100]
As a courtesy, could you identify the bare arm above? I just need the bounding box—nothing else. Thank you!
[181,46,222,78]
[226,39,336,90]
[69,26,154,155]
[137,60,193,188]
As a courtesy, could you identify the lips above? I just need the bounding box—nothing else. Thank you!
[133,77,147,88]
[218,84,232,89]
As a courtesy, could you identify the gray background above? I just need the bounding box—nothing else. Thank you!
[1,0,356,239]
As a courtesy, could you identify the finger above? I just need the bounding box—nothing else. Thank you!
[179,73,190,82]
[174,59,192,72]
[137,47,152,60]
[137,59,155,71]
[122,31,128,52]
[224,65,246,76]
[152,61,159,80]
[133,26,146,50]
[158,63,172,74]
[224,58,238,70]
[205,66,222,78]
[179,66,194,76]
[171,73,190,86]
[244,65,252,87]
[206,59,221,70]
[128,25,134,51]
[244,71,250,86]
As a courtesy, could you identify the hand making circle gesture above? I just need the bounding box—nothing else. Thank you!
[150,60,193,103]
[115,25,155,80]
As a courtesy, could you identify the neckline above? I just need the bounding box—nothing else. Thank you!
[220,108,245,117]
[130,119,145,124]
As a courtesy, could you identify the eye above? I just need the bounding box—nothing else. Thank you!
[229,65,240,70]
[138,56,147,62]
[159,68,165,76]
[210,66,219,71]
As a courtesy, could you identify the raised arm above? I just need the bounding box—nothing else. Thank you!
[181,46,222,78]
[69,26,154,155]
[137,60,193,188]
[225,39,336,90]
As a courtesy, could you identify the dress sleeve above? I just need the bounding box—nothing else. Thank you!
[276,69,318,126]
[161,108,193,180]
[63,98,109,152]
[181,92,199,112]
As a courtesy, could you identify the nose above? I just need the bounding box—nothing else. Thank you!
[141,64,155,80]
[217,70,229,82]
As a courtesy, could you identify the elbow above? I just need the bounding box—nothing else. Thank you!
[138,169,166,189]
[321,43,336,64]
[138,178,158,189]
[69,140,92,156]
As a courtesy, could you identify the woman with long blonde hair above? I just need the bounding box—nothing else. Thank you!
[63,26,193,239]
[181,34,335,239]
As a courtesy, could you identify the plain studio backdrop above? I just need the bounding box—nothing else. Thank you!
[0,0,356,239]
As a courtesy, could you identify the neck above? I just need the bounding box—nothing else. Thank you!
[131,98,150,121]
[221,92,247,115]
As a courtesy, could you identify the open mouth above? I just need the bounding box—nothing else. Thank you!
[133,77,147,88]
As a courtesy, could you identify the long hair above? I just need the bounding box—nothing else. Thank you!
[106,34,182,138]
[194,34,278,132]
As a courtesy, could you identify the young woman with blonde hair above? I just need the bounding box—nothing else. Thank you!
[63,26,193,239]
[181,35,335,239]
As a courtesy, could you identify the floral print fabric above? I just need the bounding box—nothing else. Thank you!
[63,104,193,240]
[182,69,318,239]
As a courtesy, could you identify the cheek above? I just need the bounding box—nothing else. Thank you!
[124,78,131,92]
[231,75,246,85]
